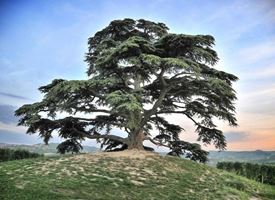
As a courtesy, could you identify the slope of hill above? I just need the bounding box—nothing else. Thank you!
[0,143,99,154]
[1,150,275,200]
[208,150,275,166]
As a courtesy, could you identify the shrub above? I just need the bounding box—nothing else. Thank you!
[217,161,275,185]
[0,148,42,162]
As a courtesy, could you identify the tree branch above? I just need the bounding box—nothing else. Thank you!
[186,114,199,125]
[159,68,167,86]
[156,110,186,115]
[89,90,104,99]
[141,87,170,126]
[145,137,170,148]
[72,116,126,127]
[140,67,171,127]
[172,103,186,109]
[170,72,193,79]
[83,109,111,113]
[72,128,128,144]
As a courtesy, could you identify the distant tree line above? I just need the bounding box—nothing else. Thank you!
[0,148,42,162]
[217,162,275,185]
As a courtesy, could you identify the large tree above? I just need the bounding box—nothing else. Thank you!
[15,19,238,162]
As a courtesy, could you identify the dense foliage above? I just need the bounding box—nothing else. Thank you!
[15,19,238,162]
[0,148,41,162]
[217,162,275,185]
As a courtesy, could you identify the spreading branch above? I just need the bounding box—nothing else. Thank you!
[72,128,127,144]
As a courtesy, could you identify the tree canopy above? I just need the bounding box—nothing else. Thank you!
[15,18,238,162]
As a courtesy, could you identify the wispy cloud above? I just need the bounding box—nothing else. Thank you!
[0,104,18,124]
[237,83,275,116]
[239,63,275,80]
[226,129,275,151]
[0,122,26,133]
[241,84,275,98]
[224,131,249,142]
[0,92,29,100]
[0,58,12,68]
[203,1,275,41]
[237,40,275,65]
[0,130,41,145]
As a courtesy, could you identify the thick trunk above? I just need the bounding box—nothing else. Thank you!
[128,76,144,150]
[128,130,145,150]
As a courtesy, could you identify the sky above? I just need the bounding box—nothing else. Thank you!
[0,0,275,151]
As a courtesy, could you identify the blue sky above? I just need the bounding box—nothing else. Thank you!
[0,0,275,150]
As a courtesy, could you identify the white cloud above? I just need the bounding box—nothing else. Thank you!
[241,84,275,99]
[238,63,275,80]
[204,1,275,41]
[0,122,27,134]
[237,40,275,65]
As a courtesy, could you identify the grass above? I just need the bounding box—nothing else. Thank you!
[0,151,275,200]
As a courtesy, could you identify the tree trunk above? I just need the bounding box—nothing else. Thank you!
[128,130,145,150]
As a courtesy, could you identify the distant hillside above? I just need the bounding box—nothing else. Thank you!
[0,143,99,154]
[208,150,275,166]
[0,151,274,199]
[1,144,274,166]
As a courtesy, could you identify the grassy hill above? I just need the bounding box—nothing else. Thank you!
[1,151,275,200]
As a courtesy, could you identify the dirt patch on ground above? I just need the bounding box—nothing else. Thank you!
[81,150,159,160]
[249,197,261,200]
[15,181,31,189]
[31,150,163,179]
[130,179,144,186]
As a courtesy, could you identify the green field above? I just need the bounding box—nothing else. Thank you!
[208,150,275,166]
[0,143,98,155]
[1,151,275,200]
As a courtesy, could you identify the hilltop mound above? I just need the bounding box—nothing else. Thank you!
[1,150,275,199]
